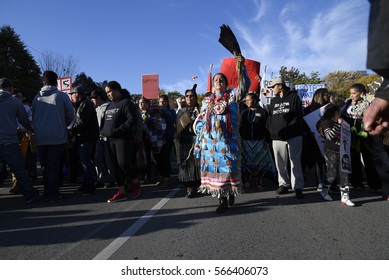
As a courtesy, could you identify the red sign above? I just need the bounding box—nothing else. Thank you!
[220,58,261,92]
[57,76,72,93]
[142,74,159,99]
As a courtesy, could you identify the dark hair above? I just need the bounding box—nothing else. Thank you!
[120,88,132,100]
[122,88,130,95]
[317,104,340,137]
[185,84,197,95]
[13,88,23,94]
[313,88,329,105]
[106,80,122,91]
[350,83,367,95]
[246,92,258,102]
[322,104,340,121]
[159,94,170,109]
[91,89,108,101]
[0,78,13,89]
[185,83,199,104]
[139,97,150,105]
[213,73,228,88]
[42,70,58,86]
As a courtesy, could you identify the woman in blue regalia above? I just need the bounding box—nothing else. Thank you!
[194,54,249,213]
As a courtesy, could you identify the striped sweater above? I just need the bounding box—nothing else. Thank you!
[321,119,341,151]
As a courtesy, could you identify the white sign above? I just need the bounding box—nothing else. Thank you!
[340,121,351,174]
[303,104,329,156]
[260,80,293,106]
[57,76,72,93]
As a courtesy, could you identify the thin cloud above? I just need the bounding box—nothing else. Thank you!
[155,0,369,93]
[251,0,266,22]
[233,0,368,79]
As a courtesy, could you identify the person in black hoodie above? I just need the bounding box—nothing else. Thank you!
[268,77,304,199]
[70,86,99,195]
[100,81,141,202]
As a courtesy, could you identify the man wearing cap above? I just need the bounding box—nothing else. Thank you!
[268,77,305,199]
[0,78,38,202]
[32,71,75,202]
[70,85,99,195]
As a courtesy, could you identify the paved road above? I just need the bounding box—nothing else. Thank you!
[0,168,388,260]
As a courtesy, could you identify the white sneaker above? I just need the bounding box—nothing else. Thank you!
[320,191,332,201]
[341,199,355,207]
[341,186,355,207]
[317,183,324,192]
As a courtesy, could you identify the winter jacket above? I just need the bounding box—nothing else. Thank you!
[71,96,99,143]
[268,89,304,141]
[32,86,75,145]
[0,90,31,144]
[100,96,137,139]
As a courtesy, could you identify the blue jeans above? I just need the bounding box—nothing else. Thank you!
[0,143,35,200]
[38,144,65,199]
[78,141,96,188]
[94,139,115,183]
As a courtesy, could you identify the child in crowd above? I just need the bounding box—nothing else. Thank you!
[318,104,355,206]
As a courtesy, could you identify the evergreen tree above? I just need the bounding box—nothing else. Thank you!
[73,72,102,92]
[0,25,41,100]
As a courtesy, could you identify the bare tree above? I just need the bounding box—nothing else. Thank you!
[38,50,79,78]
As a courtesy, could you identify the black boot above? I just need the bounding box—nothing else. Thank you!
[216,197,228,214]
[186,186,195,198]
[228,194,235,206]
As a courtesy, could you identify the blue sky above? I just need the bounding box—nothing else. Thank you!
[2,0,370,95]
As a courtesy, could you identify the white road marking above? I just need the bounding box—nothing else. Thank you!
[93,187,180,260]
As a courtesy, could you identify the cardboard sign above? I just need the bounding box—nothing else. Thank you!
[142,74,159,99]
[340,121,352,174]
[220,58,260,92]
[303,104,329,157]
[57,76,72,93]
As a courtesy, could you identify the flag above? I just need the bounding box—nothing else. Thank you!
[191,76,198,81]
[207,64,213,93]
[261,65,267,91]
[260,65,269,106]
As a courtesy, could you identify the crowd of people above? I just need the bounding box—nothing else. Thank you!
[2,0,389,211]
[1,67,389,210]
[2,68,389,213]
[0,73,144,203]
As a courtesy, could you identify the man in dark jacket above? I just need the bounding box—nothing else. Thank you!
[70,86,99,195]
[268,77,304,199]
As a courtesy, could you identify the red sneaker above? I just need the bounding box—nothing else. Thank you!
[107,191,127,203]
[131,181,141,199]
